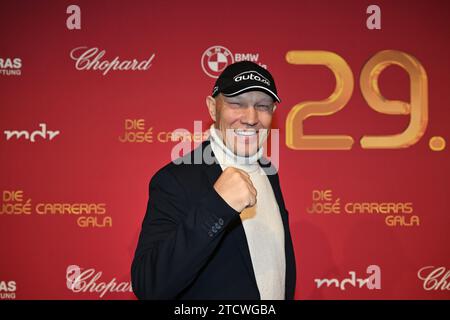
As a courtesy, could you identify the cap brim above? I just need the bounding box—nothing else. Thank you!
[221,85,281,103]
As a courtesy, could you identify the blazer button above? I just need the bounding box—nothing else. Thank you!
[212,226,217,233]
[208,231,213,237]
[218,218,224,225]
[215,222,221,229]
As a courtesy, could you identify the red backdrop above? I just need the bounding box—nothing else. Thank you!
[1,0,449,300]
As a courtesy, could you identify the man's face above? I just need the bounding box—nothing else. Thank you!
[206,91,275,157]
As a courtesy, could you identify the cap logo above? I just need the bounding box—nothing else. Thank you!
[233,71,270,86]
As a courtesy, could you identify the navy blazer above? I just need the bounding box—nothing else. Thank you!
[131,140,296,299]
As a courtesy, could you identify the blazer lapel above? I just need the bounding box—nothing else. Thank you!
[201,140,259,291]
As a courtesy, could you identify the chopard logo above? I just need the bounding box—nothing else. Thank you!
[417,266,450,291]
[70,46,156,76]
[66,265,132,298]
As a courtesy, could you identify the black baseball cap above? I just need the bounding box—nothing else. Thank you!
[211,61,281,103]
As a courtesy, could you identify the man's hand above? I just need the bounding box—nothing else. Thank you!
[213,167,257,213]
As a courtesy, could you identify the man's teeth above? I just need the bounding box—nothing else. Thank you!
[235,130,257,136]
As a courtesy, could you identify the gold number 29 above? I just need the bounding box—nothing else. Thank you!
[285,50,428,150]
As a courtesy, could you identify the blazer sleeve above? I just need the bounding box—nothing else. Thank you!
[131,167,239,299]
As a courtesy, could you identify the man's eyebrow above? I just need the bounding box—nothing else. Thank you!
[223,96,273,104]
[223,96,241,101]
[256,99,274,104]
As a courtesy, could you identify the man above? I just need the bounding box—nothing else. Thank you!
[131,61,296,300]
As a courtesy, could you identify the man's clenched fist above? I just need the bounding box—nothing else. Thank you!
[213,167,257,213]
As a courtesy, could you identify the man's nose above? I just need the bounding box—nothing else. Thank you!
[241,105,259,126]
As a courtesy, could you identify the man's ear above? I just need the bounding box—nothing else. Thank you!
[206,95,217,122]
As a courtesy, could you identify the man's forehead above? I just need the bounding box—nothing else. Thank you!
[222,91,274,102]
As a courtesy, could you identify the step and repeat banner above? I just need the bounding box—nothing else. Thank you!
[1,0,449,300]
